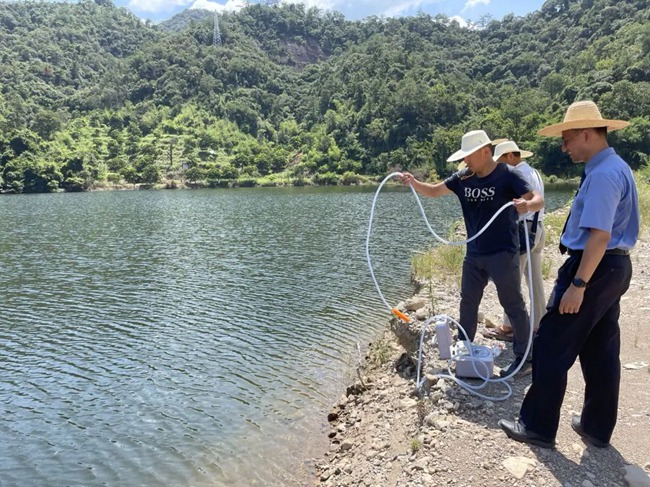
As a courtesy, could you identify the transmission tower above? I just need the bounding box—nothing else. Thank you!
[213,11,222,47]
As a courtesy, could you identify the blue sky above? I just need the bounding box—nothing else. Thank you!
[114,0,548,25]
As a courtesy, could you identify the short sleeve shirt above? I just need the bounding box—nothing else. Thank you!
[560,148,639,251]
[445,163,532,255]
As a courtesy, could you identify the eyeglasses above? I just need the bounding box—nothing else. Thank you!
[561,130,584,147]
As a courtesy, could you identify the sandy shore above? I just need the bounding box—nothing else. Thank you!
[315,234,650,486]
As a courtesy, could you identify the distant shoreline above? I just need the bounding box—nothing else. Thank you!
[0,176,580,195]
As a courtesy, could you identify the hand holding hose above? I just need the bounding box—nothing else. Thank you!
[400,172,416,186]
[513,197,529,214]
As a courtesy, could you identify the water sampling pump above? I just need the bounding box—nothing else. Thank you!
[434,317,493,379]
[366,172,536,401]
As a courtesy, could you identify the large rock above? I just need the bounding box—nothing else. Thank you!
[623,465,650,487]
[340,439,355,451]
[502,456,537,479]
[405,297,427,311]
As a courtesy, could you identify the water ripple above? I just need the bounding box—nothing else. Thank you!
[0,188,572,486]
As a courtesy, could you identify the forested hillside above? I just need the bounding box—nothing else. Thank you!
[1,0,649,193]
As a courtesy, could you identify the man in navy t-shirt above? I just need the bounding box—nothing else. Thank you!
[401,130,545,377]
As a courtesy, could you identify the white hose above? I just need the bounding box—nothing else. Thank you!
[365,173,400,311]
[367,172,536,401]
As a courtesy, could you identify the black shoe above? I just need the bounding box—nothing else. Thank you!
[499,356,532,377]
[498,419,555,449]
[571,416,609,448]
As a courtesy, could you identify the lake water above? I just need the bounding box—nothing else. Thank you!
[0,185,571,486]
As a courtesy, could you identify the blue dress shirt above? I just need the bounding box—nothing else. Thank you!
[560,147,639,251]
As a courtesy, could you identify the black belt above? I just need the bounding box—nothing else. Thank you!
[568,248,630,256]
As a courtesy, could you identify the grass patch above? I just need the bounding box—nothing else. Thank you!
[367,337,393,366]
[635,173,650,236]
[410,438,422,453]
[542,206,568,248]
[543,175,581,192]
[541,255,553,280]
[411,222,466,287]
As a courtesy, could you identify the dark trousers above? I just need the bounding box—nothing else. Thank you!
[520,253,632,442]
[458,250,530,358]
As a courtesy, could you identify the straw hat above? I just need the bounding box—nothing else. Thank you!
[493,141,533,162]
[491,138,508,146]
[447,130,492,162]
[538,100,629,137]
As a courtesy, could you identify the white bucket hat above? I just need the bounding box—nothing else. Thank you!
[493,141,534,161]
[538,100,629,137]
[447,130,492,162]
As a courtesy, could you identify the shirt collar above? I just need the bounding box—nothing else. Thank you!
[585,147,615,175]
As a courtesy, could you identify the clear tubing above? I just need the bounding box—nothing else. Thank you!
[367,172,537,401]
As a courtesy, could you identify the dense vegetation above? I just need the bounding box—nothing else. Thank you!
[1,0,649,193]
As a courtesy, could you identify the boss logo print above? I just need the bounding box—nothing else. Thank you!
[464,187,496,201]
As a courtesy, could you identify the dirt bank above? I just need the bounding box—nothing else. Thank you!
[315,237,650,487]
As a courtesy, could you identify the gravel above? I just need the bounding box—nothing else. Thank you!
[315,239,650,487]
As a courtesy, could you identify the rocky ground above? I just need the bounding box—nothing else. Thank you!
[315,237,650,487]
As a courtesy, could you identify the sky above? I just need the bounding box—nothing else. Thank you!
[114,0,548,26]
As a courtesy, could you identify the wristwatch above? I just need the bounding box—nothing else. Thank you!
[572,277,588,288]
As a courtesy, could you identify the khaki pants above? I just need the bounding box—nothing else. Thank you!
[504,221,546,331]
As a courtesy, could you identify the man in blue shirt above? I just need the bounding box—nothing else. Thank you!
[499,101,639,449]
[401,130,544,377]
